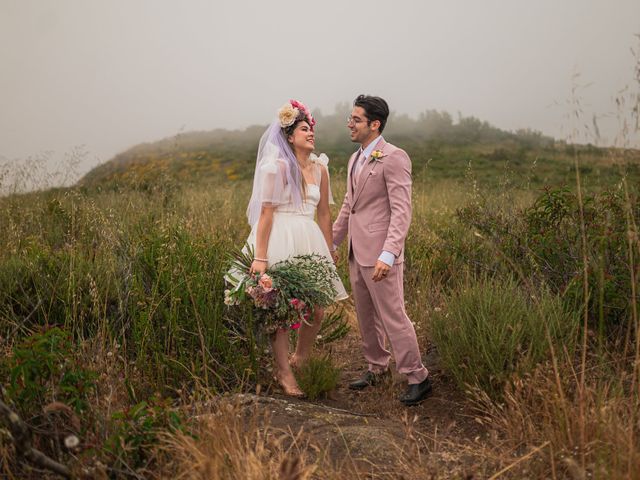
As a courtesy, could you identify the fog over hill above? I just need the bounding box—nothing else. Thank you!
[78,105,640,193]
[79,107,557,185]
[1,0,639,187]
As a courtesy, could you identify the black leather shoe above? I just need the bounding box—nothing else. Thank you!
[348,370,390,390]
[400,376,433,405]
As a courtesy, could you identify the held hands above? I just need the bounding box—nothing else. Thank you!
[372,260,391,282]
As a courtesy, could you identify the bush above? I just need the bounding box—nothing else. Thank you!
[106,396,185,470]
[0,200,255,394]
[5,326,97,416]
[296,355,340,400]
[431,277,578,399]
[456,186,640,332]
[124,220,248,389]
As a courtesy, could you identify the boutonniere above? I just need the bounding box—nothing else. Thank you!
[370,150,386,162]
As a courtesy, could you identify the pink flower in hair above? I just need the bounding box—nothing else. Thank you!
[290,99,305,112]
[289,99,315,129]
[307,115,316,128]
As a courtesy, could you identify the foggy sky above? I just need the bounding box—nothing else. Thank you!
[1,0,639,176]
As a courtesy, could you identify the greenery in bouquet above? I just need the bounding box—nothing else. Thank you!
[225,246,339,334]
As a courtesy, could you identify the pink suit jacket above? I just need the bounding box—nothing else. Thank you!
[333,138,412,267]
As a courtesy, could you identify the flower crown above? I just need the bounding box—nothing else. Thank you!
[278,99,316,130]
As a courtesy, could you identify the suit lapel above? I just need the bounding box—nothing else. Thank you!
[347,150,359,200]
[352,138,387,206]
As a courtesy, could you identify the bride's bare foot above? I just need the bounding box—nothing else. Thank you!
[275,371,305,398]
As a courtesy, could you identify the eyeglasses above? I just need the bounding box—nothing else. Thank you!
[346,116,369,125]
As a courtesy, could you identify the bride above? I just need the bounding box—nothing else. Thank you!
[243,99,348,397]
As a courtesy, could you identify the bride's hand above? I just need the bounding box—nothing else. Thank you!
[250,259,267,276]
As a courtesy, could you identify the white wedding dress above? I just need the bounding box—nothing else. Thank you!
[243,155,348,302]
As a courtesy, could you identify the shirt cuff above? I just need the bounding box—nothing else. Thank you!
[378,251,395,267]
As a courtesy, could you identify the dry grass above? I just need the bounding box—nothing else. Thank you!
[156,398,316,480]
[1,167,638,478]
[154,394,510,480]
[471,353,640,479]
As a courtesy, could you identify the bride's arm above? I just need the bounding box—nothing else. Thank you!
[316,166,334,256]
[250,160,286,275]
[250,204,276,275]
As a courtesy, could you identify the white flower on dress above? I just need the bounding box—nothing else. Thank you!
[309,153,329,166]
[308,153,334,204]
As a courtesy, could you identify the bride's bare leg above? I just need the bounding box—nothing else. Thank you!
[271,329,304,397]
[290,307,324,368]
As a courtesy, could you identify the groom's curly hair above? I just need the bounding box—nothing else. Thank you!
[354,95,390,133]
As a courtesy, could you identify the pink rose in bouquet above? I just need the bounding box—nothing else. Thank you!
[289,297,312,328]
[246,281,277,309]
[290,298,305,310]
[226,249,338,334]
[289,298,304,329]
[258,274,273,292]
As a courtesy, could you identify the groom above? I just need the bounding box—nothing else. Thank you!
[332,95,432,406]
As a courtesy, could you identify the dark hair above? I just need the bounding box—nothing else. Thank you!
[353,94,389,133]
[282,111,310,137]
[282,111,311,198]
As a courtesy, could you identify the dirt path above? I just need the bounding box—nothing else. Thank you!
[256,303,496,478]
[320,304,481,432]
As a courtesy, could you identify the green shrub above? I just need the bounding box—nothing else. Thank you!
[296,355,340,401]
[125,220,236,388]
[0,195,255,394]
[431,277,578,399]
[5,326,97,416]
[456,186,640,332]
[106,396,185,470]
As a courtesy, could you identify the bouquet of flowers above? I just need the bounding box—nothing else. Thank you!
[225,246,339,334]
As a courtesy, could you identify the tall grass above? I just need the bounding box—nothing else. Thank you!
[449,47,640,478]
[0,182,253,394]
[1,57,639,476]
[431,277,579,399]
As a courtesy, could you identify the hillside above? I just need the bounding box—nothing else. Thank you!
[3,105,640,478]
[79,107,640,191]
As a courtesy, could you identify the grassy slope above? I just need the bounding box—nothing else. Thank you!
[1,115,639,477]
[78,109,640,191]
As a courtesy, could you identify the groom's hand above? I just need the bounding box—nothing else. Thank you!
[372,260,391,282]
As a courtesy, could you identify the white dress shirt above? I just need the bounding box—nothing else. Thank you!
[354,135,382,179]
